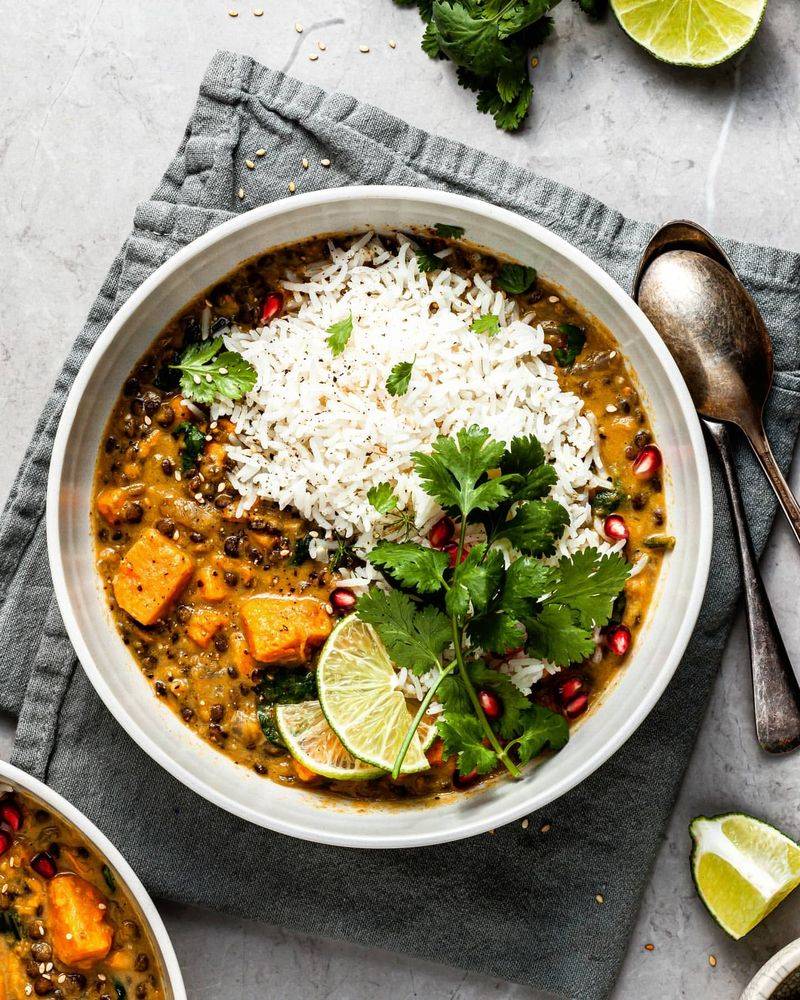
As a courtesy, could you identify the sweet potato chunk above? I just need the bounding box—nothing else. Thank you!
[195,564,229,602]
[229,631,256,675]
[186,608,228,649]
[96,486,142,526]
[239,595,332,665]
[47,874,113,969]
[112,528,194,626]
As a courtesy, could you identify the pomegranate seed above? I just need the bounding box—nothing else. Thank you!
[30,851,57,880]
[605,625,631,656]
[0,829,11,857]
[453,769,479,790]
[477,689,502,720]
[632,444,662,479]
[329,586,357,615]
[428,516,455,549]
[444,543,470,568]
[558,677,584,704]
[0,801,22,832]
[259,292,284,325]
[603,514,629,543]
[564,693,589,719]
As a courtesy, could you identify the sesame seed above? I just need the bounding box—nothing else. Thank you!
[708,955,717,968]
[256,148,266,157]
[288,181,296,193]
[317,40,327,51]
[253,7,263,14]
[237,187,245,200]
[531,56,539,67]
[25,988,32,997]
[548,295,559,303]
[644,943,655,952]
[58,975,66,984]
[320,158,331,167]
[389,39,397,48]
[605,404,618,413]
[193,374,201,384]
[521,818,529,829]
[144,415,152,426]
[308,53,319,61]
[39,964,45,974]
[65,933,72,941]
[210,421,218,429]
[245,159,255,169]
[219,367,228,375]
[359,44,370,53]
[294,21,303,32]
[194,492,203,502]
[324,603,333,615]
[228,9,238,17]
[609,350,617,359]
[205,374,213,383]
[217,482,225,493]
[174,471,182,482]
[173,530,180,541]
[595,894,604,904]
[540,823,551,833]
[98,903,107,910]
[302,158,309,169]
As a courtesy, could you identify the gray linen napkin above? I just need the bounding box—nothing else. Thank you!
[2,50,799,1000]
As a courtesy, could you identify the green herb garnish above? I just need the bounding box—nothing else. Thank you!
[434,222,466,238]
[356,425,629,778]
[591,481,628,515]
[496,263,537,294]
[290,534,312,566]
[257,670,317,746]
[326,313,353,357]
[553,322,586,367]
[102,865,117,894]
[175,421,206,472]
[643,534,676,550]
[367,482,399,514]
[470,314,501,336]
[171,337,257,404]
[416,248,444,273]
[0,907,22,941]
[386,358,415,396]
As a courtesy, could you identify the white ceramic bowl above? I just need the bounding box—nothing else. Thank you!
[47,186,713,849]
[742,938,800,998]
[0,759,185,997]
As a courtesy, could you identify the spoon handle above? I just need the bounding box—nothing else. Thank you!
[745,422,800,547]
[704,419,800,754]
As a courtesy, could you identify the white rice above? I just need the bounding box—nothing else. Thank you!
[212,233,624,696]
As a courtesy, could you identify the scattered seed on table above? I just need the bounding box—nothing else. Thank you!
[302,158,309,169]
[228,10,238,17]
[237,187,244,199]
[294,21,303,32]
[521,819,529,829]
[245,159,255,169]
[253,7,263,14]
[288,180,296,193]
[256,148,266,157]
[708,955,717,968]
[595,894,605,905]
[320,158,331,167]
[388,39,397,48]
[317,40,327,51]
[359,45,370,53]
[308,53,318,61]
[644,943,655,952]
[531,56,539,68]
[540,823,551,833]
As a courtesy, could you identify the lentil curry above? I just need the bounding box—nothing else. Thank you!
[92,232,671,801]
[0,787,165,999]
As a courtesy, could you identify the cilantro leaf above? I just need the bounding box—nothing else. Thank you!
[467,608,526,654]
[326,313,353,357]
[437,712,498,774]
[174,421,205,472]
[421,19,443,56]
[524,602,595,666]
[477,78,534,132]
[500,434,545,475]
[438,674,471,715]
[553,323,586,368]
[432,1,508,76]
[412,425,510,518]
[368,541,449,594]
[573,0,607,18]
[290,534,311,566]
[511,704,569,764]
[256,670,317,746]
[434,222,465,237]
[494,498,569,555]
[416,248,444,273]
[489,0,560,38]
[470,313,501,336]
[496,263,537,294]
[445,544,505,618]
[386,358,415,396]
[545,549,631,629]
[467,661,534,739]
[356,588,450,673]
[500,555,555,616]
[172,337,257,404]
[367,482,399,514]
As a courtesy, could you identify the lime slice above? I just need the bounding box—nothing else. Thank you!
[317,616,429,774]
[275,700,385,780]
[418,714,439,752]
[610,0,767,67]
[690,813,800,939]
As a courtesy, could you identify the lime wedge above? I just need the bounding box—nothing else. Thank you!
[610,0,767,67]
[317,616,430,774]
[690,813,800,939]
[275,700,385,780]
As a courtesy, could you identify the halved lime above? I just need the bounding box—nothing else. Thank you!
[317,616,429,774]
[275,700,385,780]
[690,813,800,939]
[610,0,767,67]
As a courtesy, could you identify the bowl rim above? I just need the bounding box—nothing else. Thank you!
[742,936,800,998]
[0,758,186,997]
[46,185,713,848]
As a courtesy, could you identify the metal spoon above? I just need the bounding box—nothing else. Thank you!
[634,220,800,754]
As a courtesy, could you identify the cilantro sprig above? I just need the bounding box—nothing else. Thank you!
[172,337,257,404]
[386,358,416,396]
[326,313,354,357]
[357,425,629,779]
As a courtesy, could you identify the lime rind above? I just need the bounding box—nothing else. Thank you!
[690,812,800,939]
[317,616,430,775]
[610,0,767,68]
[275,700,385,781]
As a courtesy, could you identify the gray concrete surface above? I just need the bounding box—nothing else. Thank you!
[2,2,799,997]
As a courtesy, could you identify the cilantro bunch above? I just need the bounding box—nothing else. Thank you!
[357,425,629,779]
[395,0,606,132]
